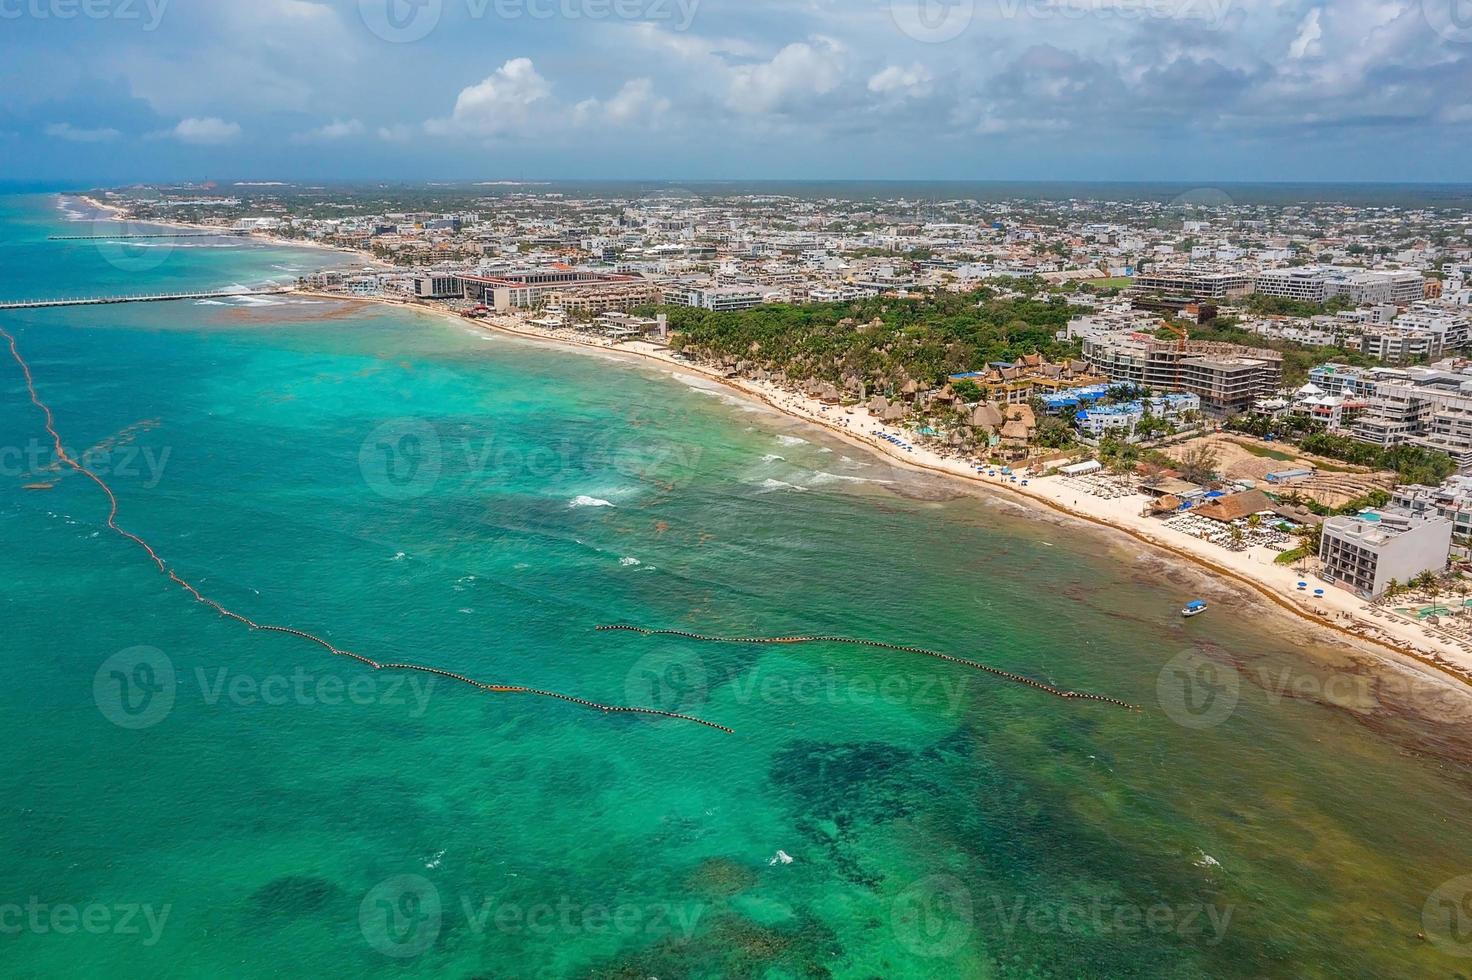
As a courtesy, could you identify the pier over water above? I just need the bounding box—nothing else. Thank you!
[47,231,250,241]
[0,288,292,311]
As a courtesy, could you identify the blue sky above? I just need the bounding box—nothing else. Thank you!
[2,0,1471,183]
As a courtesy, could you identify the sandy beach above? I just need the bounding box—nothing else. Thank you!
[65,195,1470,698]
[377,305,1472,701]
[69,194,378,263]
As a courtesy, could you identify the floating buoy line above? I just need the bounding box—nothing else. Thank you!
[596,626,1141,710]
[0,325,732,734]
[3,322,1134,731]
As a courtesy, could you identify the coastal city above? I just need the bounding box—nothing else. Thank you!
[10,0,1472,974]
[92,181,1472,683]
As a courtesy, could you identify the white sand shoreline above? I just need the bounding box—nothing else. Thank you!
[59,189,1467,701]
[62,191,1472,703]
[65,194,378,264]
[346,298,1472,700]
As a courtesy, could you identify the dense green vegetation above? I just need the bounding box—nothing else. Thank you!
[1242,294,1357,318]
[655,291,1081,388]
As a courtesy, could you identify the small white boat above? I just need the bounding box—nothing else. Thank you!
[1181,600,1208,618]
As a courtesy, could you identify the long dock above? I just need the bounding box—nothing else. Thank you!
[48,231,250,241]
[0,288,293,311]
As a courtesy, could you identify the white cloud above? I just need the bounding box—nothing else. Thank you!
[377,124,416,142]
[426,58,552,137]
[1288,7,1323,60]
[44,122,121,143]
[574,79,670,127]
[171,117,242,145]
[727,36,847,114]
[106,0,356,117]
[868,64,933,99]
[293,118,365,142]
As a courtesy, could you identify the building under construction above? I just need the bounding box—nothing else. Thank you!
[1081,334,1283,415]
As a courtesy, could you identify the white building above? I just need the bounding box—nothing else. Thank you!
[1073,393,1201,443]
[1392,476,1472,539]
[1319,509,1452,598]
[668,285,766,311]
[1255,266,1425,306]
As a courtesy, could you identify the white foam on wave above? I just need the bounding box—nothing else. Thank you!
[760,454,784,463]
[807,471,893,487]
[775,435,807,447]
[569,495,615,508]
[619,556,641,567]
[757,478,807,493]
[102,240,242,249]
[674,375,726,394]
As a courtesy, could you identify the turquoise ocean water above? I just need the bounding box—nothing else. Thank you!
[2,194,1472,978]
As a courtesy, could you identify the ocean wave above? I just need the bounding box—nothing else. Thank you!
[808,471,893,486]
[98,240,243,249]
[674,375,725,394]
[760,454,784,463]
[757,478,807,493]
[775,435,808,447]
[569,495,614,508]
[619,556,641,567]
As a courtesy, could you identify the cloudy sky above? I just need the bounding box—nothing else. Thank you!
[3,0,1471,183]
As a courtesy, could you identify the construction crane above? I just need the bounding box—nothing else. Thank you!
[1160,318,1190,352]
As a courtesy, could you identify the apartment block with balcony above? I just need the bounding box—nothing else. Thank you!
[1318,509,1452,598]
[1080,335,1282,415]
[1132,268,1254,300]
[1255,266,1425,307]
[1392,476,1472,539]
[1352,367,1472,470]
